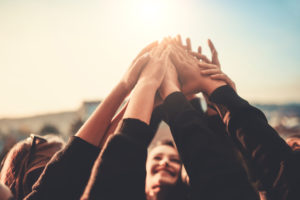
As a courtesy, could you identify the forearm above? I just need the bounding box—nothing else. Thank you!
[123,81,158,125]
[76,82,128,146]
[161,92,258,199]
[98,102,128,147]
[209,85,293,191]
[82,119,153,200]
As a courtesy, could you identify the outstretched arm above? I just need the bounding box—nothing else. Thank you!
[76,41,158,146]
[191,39,300,199]
[209,84,300,199]
[25,42,157,200]
[158,46,258,200]
[82,41,171,200]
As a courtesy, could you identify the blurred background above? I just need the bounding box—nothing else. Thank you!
[1,0,300,160]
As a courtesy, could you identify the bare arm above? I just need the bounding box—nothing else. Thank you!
[75,42,157,146]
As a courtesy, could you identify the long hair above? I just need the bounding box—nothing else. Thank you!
[0,134,64,199]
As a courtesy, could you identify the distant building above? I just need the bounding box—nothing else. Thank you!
[78,101,101,122]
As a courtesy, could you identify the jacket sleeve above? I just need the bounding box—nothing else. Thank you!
[25,136,100,200]
[81,118,154,200]
[161,92,258,200]
[209,85,300,199]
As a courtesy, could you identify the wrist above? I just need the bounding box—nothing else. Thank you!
[116,81,131,96]
[137,78,161,90]
[160,83,180,100]
[135,80,159,94]
[200,79,227,96]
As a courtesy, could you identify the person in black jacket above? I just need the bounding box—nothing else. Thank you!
[24,41,158,200]
[175,36,300,200]
[81,40,173,200]
[82,38,259,200]
[0,134,65,200]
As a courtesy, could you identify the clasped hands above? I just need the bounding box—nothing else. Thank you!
[121,35,236,104]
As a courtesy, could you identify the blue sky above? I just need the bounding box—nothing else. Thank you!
[0,0,299,117]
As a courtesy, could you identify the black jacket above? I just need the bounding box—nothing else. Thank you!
[160,92,258,200]
[210,85,300,200]
[84,92,258,200]
[25,137,100,200]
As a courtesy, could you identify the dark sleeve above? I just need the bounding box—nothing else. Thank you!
[189,97,205,115]
[25,136,100,200]
[82,118,154,200]
[161,92,258,200]
[149,105,163,134]
[209,85,300,199]
[148,98,203,134]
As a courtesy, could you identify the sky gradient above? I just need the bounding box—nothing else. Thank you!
[0,0,299,118]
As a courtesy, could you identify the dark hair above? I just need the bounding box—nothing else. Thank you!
[0,134,64,199]
[148,139,176,152]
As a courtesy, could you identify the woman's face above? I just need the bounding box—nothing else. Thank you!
[145,145,181,196]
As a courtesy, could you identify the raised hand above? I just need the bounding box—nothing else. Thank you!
[184,38,235,115]
[121,41,158,93]
[198,39,236,91]
[159,51,181,100]
[123,40,171,124]
[169,40,226,96]
[137,40,170,88]
[199,62,236,91]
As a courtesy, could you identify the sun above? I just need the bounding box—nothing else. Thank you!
[136,0,167,25]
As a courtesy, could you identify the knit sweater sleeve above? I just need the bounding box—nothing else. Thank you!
[25,136,100,200]
[161,92,258,200]
[81,118,154,200]
[209,85,300,199]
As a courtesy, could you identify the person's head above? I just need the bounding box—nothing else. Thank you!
[286,134,300,151]
[145,140,182,199]
[0,134,65,199]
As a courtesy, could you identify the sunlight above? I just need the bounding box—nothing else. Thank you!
[135,0,169,26]
[139,0,161,23]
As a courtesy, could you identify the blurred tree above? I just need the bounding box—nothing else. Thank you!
[39,124,60,135]
[70,119,83,135]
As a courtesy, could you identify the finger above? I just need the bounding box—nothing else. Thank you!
[177,48,186,61]
[170,37,178,45]
[198,46,202,54]
[172,42,184,51]
[160,46,170,60]
[186,38,192,51]
[208,39,216,52]
[191,53,211,63]
[167,36,172,43]
[198,62,218,69]
[169,50,182,66]
[212,49,220,67]
[134,52,151,67]
[208,39,220,67]
[171,44,185,60]
[176,34,183,46]
[190,51,202,58]
[133,41,158,64]
[210,74,236,90]
[153,42,166,57]
[200,68,222,76]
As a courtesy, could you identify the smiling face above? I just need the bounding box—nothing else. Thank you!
[145,144,181,197]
